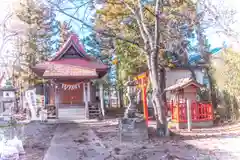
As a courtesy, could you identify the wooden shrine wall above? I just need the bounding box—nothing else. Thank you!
[48,83,84,105]
[49,86,55,105]
[59,83,84,105]
[47,82,97,106]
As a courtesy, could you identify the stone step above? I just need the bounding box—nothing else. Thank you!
[59,109,85,112]
[58,108,86,120]
[89,113,100,115]
[59,114,85,116]
[58,111,85,114]
[59,116,86,119]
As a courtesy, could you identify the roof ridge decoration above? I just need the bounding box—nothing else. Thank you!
[51,33,89,61]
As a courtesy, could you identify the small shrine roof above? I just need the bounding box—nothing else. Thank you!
[165,77,204,91]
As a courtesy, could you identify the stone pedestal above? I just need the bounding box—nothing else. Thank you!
[119,117,148,142]
[0,120,25,141]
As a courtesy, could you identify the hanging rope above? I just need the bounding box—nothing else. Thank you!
[61,82,84,90]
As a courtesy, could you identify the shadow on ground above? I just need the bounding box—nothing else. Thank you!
[92,123,240,160]
[17,120,240,160]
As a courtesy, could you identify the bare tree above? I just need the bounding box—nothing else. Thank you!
[195,0,238,109]
[0,12,20,82]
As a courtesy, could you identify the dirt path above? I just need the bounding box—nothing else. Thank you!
[20,122,57,160]
[43,123,114,160]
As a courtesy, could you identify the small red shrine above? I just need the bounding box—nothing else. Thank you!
[31,34,108,120]
[165,78,203,103]
[165,78,213,129]
[134,71,214,129]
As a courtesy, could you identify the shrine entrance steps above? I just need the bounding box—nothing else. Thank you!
[88,104,101,119]
[58,105,86,121]
[48,104,103,123]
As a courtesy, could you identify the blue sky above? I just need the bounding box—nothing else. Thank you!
[0,0,239,57]
[0,0,237,84]
[55,2,94,39]
[54,0,232,50]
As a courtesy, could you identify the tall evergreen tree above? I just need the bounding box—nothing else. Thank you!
[14,0,59,87]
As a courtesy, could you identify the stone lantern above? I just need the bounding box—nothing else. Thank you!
[0,86,17,121]
[119,80,148,142]
[124,80,138,118]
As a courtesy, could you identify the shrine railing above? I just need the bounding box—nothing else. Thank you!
[166,101,213,123]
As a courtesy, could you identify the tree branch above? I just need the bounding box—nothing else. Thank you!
[120,1,149,50]
[137,0,153,49]
[67,0,92,25]
[49,0,140,46]
[154,0,162,57]
[197,0,239,41]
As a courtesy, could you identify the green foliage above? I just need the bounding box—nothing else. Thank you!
[14,0,59,87]
[95,0,198,83]
[214,49,240,96]
[212,49,240,120]
[115,40,147,81]
[95,1,148,86]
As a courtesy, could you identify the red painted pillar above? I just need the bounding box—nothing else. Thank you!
[142,82,148,126]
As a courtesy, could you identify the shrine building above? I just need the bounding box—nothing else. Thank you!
[31,34,108,120]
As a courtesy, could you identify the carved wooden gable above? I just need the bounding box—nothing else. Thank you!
[61,46,84,59]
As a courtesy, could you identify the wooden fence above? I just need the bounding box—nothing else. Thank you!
[167,101,213,123]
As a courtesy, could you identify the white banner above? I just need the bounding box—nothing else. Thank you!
[25,89,38,120]
[25,89,37,108]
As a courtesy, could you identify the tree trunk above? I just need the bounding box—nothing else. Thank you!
[117,87,124,108]
[160,68,166,103]
[206,67,217,109]
[187,66,196,80]
[148,54,167,136]
[119,87,124,107]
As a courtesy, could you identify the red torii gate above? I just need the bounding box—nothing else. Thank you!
[134,72,149,126]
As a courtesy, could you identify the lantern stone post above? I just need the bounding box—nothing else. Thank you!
[119,80,148,142]
[124,80,138,118]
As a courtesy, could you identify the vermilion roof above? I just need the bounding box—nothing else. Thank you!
[31,33,108,79]
[34,58,107,71]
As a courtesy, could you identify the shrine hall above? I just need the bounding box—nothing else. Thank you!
[31,34,108,120]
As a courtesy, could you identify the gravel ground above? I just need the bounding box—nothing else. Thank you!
[93,121,240,160]
[19,122,57,160]
[2,119,240,160]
